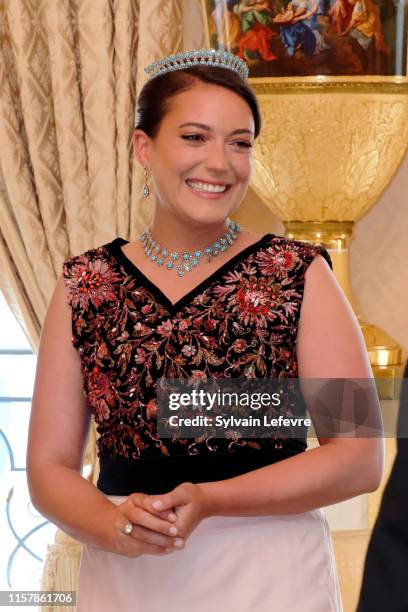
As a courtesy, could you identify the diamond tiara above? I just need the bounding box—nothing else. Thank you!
[143,49,250,81]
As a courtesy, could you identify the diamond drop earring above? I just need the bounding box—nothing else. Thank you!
[143,168,150,198]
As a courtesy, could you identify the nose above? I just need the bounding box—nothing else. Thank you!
[204,140,229,173]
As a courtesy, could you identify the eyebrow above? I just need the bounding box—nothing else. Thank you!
[178,122,254,137]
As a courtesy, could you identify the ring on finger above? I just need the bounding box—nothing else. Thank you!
[122,522,134,536]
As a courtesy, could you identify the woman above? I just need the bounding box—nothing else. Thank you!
[27,49,383,611]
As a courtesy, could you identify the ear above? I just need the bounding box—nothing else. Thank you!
[133,129,151,169]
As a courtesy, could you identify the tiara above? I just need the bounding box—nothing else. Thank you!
[143,49,249,81]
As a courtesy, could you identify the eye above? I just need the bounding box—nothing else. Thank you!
[181,134,253,149]
[181,134,205,143]
[233,141,253,149]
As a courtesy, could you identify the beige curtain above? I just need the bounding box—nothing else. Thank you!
[0,0,185,350]
[0,0,184,607]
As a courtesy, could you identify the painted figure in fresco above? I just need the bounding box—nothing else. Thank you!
[272,2,317,56]
[291,0,331,53]
[210,0,242,51]
[339,0,388,53]
[234,0,279,61]
[329,0,354,35]
[234,0,274,31]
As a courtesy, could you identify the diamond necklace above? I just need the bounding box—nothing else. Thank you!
[139,221,241,278]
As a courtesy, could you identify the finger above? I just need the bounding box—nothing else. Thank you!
[143,491,184,513]
[143,506,176,520]
[127,494,174,524]
[127,493,176,521]
[125,506,180,537]
[148,494,175,512]
[168,505,192,537]
[143,508,177,521]
[157,509,177,522]
[129,524,184,549]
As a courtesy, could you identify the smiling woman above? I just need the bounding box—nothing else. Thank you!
[27,49,382,612]
[132,68,259,244]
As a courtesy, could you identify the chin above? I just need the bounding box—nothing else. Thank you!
[183,208,235,227]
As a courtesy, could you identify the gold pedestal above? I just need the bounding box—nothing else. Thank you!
[284,220,403,388]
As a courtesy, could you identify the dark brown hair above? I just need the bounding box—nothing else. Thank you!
[135,65,261,139]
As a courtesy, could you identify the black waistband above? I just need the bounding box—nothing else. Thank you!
[97,441,306,496]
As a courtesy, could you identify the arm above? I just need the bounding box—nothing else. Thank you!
[273,9,295,23]
[340,20,356,34]
[293,3,318,22]
[340,4,362,34]
[197,255,384,516]
[27,275,180,554]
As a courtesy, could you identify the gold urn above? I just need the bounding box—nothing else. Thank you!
[250,80,408,379]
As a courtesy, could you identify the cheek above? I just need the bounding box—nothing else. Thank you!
[170,150,196,177]
[235,155,252,183]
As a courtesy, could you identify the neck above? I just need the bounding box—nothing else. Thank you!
[147,217,238,252]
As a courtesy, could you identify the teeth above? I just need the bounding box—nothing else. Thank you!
[186,180,227,193]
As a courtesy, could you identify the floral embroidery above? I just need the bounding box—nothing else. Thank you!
[87,367,117,421]
[66,258,122,309]
[182,345,197,357]
[157,320,173,337]
[63,235,332,460]
[256,242,299,277]
[233,339,247,353]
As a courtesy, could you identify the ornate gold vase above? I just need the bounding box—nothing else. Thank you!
[249,80,408,380]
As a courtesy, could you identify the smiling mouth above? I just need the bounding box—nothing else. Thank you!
[185,179,233,194]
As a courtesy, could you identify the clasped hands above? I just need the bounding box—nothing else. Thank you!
[111,482,210,558]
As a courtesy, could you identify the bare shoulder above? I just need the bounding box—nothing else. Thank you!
[303,253,348,311]
[297,253,372,378]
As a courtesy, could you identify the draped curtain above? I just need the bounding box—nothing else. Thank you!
[0,0,186,351]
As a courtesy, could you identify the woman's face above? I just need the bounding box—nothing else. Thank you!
[134,82,255,229]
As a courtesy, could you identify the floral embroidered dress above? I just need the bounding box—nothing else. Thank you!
[63,233,332,496]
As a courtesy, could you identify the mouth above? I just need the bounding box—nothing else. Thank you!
[185,179,233,196]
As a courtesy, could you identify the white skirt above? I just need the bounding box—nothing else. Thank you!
[77,495,343,612]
